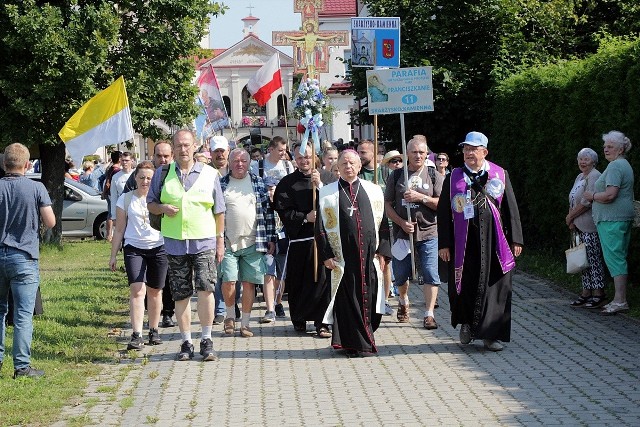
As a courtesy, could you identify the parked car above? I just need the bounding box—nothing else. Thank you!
[27,174,108,239]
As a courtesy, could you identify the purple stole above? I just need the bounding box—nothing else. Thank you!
[450,161,515,295]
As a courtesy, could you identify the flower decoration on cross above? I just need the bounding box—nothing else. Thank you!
[292,78,333,154]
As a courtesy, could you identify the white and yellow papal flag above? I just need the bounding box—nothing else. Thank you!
[58,76,134,168]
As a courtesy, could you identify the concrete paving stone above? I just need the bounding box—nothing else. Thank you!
[50,271,640,426]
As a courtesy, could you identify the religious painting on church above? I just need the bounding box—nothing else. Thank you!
[241,86,267,127]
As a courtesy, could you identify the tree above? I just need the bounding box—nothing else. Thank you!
[0,0,225,244]
[355,0,640,153]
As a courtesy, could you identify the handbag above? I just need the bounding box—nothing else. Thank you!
[565,231,589,274]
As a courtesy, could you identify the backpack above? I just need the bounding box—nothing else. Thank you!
[148,164,171,231]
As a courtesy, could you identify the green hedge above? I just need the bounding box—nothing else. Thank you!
[490,37,640,277]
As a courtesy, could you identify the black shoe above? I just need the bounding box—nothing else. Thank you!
[148,328,162,345]
[14,366,45,379]
[199,338,217,361]
[275,303,286,318]
[212,314,225,325]
[176,340,194,361]
[161,314,176,328]
[127,332,145,350]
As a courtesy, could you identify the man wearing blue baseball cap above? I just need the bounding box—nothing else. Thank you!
[437,131,523,351]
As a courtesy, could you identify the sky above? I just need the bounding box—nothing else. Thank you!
[208,0,302,56]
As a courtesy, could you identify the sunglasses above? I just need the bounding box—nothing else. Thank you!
[389,158,403,164]
[436,157,448,161]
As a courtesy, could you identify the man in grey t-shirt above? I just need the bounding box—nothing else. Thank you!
[384,136,443,330]
[0,143,55,379]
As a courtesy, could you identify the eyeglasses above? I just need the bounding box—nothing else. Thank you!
[389,158,402,164]
[436,157,447,161]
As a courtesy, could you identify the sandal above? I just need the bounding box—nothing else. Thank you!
[584,295,607,309]
[316,326,332,338]
[600,301,629,316]
[570,295,592,307]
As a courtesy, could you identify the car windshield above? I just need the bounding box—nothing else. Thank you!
[65,178,100,196]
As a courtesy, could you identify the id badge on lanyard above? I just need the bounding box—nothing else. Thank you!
[463,189,475,220]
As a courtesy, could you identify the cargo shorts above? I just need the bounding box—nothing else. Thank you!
[167,250,217,301]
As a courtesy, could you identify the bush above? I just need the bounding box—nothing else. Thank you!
[490,37,640,278]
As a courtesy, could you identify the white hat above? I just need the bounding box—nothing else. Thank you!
[210,135,229,151]
[381,150,402,165]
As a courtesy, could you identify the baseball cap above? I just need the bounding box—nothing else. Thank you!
[459,131,488,148]
[210,135,229,151]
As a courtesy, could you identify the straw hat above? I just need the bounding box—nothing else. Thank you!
[381,150,402,165]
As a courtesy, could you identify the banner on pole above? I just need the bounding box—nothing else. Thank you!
[351,17,400,68]
[366,67,433,115]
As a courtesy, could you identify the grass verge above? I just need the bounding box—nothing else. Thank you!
[0,240,128,426]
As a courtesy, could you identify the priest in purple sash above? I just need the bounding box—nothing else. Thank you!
[437,132,523,351]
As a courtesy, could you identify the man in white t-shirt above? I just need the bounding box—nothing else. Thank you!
[219,149,276,337]
[250,136,294,188]
[110,151,134,221]
[249,136,294,321]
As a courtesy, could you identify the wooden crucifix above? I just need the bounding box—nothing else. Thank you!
[273,0,349,77]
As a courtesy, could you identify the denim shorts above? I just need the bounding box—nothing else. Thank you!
[123,245,168,289]
[264,253,285,279]
[219,245,265,285]
[392,238,440,286]
[167,250,216,301]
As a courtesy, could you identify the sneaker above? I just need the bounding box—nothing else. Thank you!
[384,301,393,316]
[176,340,194,361]
[223,318,235,335]
[13,366,44,379]
[397,303,409,323]
[459,324,471,344]
[160,314,176,328]
[259,311,276,323]
[199,338,217,361]
[148,328,162,345]
[213,314,225,325]
[483,340,504,352]
[127,333,145,350]
[275,303,286,318]
[240,326,254,337]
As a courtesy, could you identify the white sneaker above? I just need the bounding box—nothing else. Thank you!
[384,302,393,316]
[483,340,504,351]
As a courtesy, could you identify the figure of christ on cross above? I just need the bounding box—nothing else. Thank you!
[273,0,349,76]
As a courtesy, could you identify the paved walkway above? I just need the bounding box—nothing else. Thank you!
[53,272,640,426]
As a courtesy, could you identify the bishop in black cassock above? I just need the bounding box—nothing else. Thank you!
[316,150,390,356]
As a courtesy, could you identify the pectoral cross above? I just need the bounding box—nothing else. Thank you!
[348,206,357,217]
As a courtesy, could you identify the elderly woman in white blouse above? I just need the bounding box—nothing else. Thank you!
[565,148,606,308]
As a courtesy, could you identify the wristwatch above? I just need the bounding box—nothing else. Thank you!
[303,217,308,224]
[422,196,429,205]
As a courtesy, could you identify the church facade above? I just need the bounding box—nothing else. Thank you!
[198,0,373,147]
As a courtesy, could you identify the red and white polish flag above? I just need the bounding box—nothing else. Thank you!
[247,53,282,107]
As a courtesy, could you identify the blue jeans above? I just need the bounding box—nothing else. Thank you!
[392,238,440,286]
[0,247,40,370]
